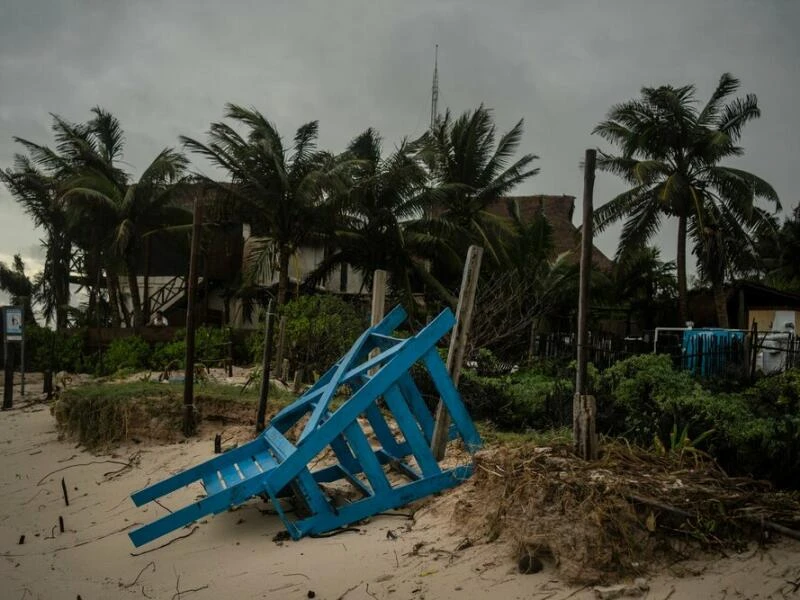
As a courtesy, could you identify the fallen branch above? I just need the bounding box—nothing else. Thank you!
[336,582,363,600]
[170,572,209,600]
[3,523,138,557]
[37,460,133,485]
[627,494,800,542]
[124,561,156,589]
[130,527,199,557]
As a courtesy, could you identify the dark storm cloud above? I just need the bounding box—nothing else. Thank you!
[1,0,798,273]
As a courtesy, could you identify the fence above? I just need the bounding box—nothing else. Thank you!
[531,332,652,371]
[532,327,800,380]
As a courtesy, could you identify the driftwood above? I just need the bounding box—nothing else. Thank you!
[627,493,800,542]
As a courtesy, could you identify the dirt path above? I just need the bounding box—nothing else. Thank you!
[1,403,798,599]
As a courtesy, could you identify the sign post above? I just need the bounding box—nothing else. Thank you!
[3,306,24,408]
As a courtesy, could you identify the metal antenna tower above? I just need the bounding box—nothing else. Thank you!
[430,44,439,129]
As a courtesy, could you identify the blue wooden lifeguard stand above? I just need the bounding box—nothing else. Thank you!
[128,305,481,546]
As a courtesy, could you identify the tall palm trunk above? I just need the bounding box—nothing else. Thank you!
[117,276,132,327]
[712,281,729,328]
[53,237,71,331]
[126,258,143,327]
[107,270,122,328]
[277,246,291,307]
[676,214,689,325]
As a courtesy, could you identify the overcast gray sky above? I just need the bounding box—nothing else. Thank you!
[1,0,798,303]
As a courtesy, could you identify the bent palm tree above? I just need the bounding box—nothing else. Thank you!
[304,128,456,307]
[1,156,71,329]
[0,255,36,322]
[182,104,343,306]
[594,73,780,324]
[52,109,189,327]
[421,105,539,276]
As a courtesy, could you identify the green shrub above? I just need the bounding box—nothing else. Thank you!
[250,295,365,378]
[413,363,572,430]
[24,325,96,373]
[597,354,800,488]
[101,336,151,374]
[151,326,231,370]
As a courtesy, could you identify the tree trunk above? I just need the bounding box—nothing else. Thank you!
[126,259,143,328]
[143,236,151,324]
[676,214,689,325]
[117,276,132,327]
[107,270,122,328]
[54,239,71,331]
[277,246,291,307]
[713,281,729,328]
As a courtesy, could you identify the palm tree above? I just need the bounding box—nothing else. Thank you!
[16,108,189,327]
[614,247,677,332]
[0,255,35,323]
[421,105,539,276]
[181,104,344,307]
[62,140,189,327]
[304,128,457,307]
[0,156,71,329]
[593,73,780,324]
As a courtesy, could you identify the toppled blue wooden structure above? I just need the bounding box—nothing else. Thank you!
[128,305,481,547]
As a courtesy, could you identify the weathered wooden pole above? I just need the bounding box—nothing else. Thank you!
[369,270,387,375]
[274,315,288,371]
[3,342,15,410]
[431,245,483,461]
[371,270,387,326]
[574,149,598,461]
[255,300,276,432]
[183,197,203,437]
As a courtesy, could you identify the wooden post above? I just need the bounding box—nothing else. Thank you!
[255,300,275,432]
[281,358,290,383]
[143,235,151,323]
[183,197,203,437]
[749,320,759,380]
[369,270,387,375]
[274,316,288,370]
[227,328,234,377]
[371,270,387,326]
[431,246,483,461]
[574,149,598,461]
[3,342,15,410]
[292,368,303,393]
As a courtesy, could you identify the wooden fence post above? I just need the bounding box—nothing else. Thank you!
[574,149,598,461]
[274,316,288,371]
[183,197,203,437]
[3,342,15,410]
[256,300,276,432]
[431,246,483,461]
[369,270,387,375]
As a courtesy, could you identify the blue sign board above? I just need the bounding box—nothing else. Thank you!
[4,307,23,341]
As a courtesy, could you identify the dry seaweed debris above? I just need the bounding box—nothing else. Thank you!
[451,441,800,584]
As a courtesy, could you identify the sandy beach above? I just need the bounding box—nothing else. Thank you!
[1,396,799,600]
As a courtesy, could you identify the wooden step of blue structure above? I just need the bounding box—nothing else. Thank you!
[128,305,482,547]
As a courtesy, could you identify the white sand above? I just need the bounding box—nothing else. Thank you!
[1,400,799,599]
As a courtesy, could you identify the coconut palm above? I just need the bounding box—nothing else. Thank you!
[181,104,345,307]
[17,108,190,327]
[304,128,457,307]
[614,247,677,333]
[0,157,71,329]
[421,105,539,278]
[0,255,35,322]
[593,73,780,324]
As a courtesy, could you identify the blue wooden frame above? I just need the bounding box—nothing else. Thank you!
[128,305,482,547]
